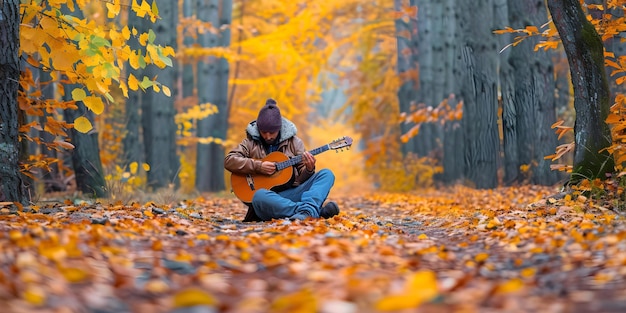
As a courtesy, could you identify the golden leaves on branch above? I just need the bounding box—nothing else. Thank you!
[19,0,173,147]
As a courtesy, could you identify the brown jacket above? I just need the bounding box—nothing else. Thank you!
[224,117,314,221]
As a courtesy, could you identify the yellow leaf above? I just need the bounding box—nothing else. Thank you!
[151,0,159,17]
[376,294,422,311]
[120,80,129,97]
[418,233,428,240]
[122,26,131,40]
[23,285,46,306]
[520,267,536,278]
[173,288,216,308]
[84,96,104,115]
[496,278,524,294]
[162,85,171,97]
[475,253,489,263]
[106,2,121,18]
[60,267,89,283]
[128,73,140,90]
[139,33,149,46]
[50,48,76,71]
[129,162,138,174]
[270,288,317,312]
[142,163,151,171]
[73,117,93,133]
[71,88,87,101]
[376,271,438,311]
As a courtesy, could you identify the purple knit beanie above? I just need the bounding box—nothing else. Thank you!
[256,99,282,132]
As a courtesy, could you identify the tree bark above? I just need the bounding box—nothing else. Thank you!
[195,0,231,192]
[0,1,28,203]
[141,0,180,189]
[395,0,418,157]
[458,0,500,189]
[441,0,464,183]
[506,0,558,186]
[63,103,107,197]
[547,0,614,182]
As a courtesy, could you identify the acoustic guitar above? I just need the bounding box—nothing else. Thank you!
[230,136,353,204]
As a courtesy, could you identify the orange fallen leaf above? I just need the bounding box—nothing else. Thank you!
[172,287,216,308]
[375,270,438,311]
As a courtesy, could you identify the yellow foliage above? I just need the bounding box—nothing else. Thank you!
[19,0,173,177]
[309,120,371,197]
[373,153,442,192]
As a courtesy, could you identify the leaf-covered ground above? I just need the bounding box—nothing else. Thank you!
[1,185,625,313]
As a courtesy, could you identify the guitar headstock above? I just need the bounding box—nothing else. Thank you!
[329,136,353,151]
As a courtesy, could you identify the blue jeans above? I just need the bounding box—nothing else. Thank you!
[251,169,335,221]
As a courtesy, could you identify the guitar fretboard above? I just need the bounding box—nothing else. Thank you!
[275,145,330,170]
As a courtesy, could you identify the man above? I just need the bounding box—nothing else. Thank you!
[224,99,340,222]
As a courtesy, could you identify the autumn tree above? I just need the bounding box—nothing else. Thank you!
[0,0,27,203]
[16,0,173,199]
[547,0,614,183]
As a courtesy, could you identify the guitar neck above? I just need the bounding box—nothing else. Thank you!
[275,145,330,171]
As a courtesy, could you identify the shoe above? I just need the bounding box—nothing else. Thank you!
[320,201,340,218]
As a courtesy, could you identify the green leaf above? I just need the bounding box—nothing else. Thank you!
[158,49,173,67]
[91,35,111,47]
[140,76,154,89]
[148,29,156,44]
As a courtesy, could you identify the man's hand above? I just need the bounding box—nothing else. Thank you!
[302,151,316,172]
[260,161,277,175]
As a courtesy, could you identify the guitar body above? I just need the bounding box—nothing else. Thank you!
[230,151,295,204]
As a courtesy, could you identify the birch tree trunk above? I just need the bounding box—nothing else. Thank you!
[547,0,614,182]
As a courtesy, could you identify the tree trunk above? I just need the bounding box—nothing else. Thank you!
[195,0,231,192]
[141,0,180,189]
[547,0,614,182]
[56,6,107,198]
[39,69,65,192]
[458,0,500,189]
[124,4,145,167]
[394,0,418,157]
[63,102,107,198]
[441,0,464,183]
[506,0,558,186]
[0,0,27,203]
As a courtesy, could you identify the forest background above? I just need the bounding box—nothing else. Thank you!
[2,0,626,207]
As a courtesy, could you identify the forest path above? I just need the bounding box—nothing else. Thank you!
[0,185,625,313]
